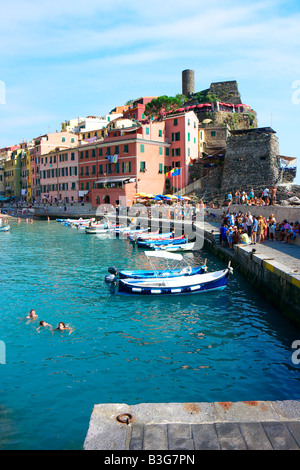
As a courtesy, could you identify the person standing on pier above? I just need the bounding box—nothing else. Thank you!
[251,216,258,244]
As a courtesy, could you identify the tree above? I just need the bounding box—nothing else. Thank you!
[144,95,182,120]
[175,94,189,105]
[189,91,220,104]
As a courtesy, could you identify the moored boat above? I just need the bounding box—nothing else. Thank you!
[104,251,233,295]
[137,235,186,247]
[114,251,206,279]
[154,242,195,252]
[0,225,10,232]
[85,225,108,234]
[117,267,232,295]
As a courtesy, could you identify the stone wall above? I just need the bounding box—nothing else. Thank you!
[195,109,257,131]
[209,81,242,104]
[221,129,280,191]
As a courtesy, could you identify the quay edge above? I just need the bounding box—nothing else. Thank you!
[202,224,300,328]
[84,401,300,450]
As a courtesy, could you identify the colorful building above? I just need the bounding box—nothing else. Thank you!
[39,147,79,204]
[123,97,157,122]
[78,111,199,206]
[164,111,199,189]
[30,132,79,202]
[4,147,22,199]
[78,121,168,206]
[0,146,19,197]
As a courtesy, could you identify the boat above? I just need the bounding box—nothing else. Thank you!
[113,251,206,279]
[104,252,232,295]
[122,227,149,237]
[0,225,10,232]
[137,235,186,247]
[154,242,195,252]
[85,224,109,234]
[130,231,171,241]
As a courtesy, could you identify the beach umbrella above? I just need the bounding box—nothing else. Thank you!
[182,196,191,200]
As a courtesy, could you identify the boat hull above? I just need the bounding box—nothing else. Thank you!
[118,269,230,295]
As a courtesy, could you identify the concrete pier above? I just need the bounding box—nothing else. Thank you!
[84,401,300,450]
[203,220,300,326]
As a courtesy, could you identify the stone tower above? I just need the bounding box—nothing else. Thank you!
[182,69,195,97]
[221,127,281,191]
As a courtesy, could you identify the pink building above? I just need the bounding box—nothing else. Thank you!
[30,132,78,202]
[123,97,157,122]
[164,111,199,189]
[79,121,168,206]
[40,147,79,204]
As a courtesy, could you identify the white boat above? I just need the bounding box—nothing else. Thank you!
[85,224,108,234]
[154,242,195,252]
[0,225,10,232]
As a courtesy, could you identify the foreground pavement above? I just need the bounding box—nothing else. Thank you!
[84,401,300,450]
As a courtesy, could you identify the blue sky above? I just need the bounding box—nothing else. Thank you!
[0,0,299,183]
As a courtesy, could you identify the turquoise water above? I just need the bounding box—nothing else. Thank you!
[0,220,299,449]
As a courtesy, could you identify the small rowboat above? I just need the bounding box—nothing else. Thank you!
[0,225,10,232]
[114,251,206,279]
[117,268,231,295]
[104,251,233,295]
[154,242,195,252]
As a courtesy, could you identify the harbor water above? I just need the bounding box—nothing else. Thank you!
[0,220,299,450]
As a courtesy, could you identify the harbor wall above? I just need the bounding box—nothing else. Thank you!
[203,227,300,328]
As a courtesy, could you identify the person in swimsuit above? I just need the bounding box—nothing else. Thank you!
[26,309,38,320]
[54,322,74,334]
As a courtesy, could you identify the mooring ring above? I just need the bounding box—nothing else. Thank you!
[116,413,133,425]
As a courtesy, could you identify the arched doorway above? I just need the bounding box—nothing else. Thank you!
[103,195,110,204]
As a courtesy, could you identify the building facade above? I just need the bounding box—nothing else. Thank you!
[40,147,79,204]
[78,121,169,206]
[30,132,79,202]
[77,111,199,206]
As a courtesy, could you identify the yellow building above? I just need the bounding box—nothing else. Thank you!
[61,118,83,132]
[4,149,21,198]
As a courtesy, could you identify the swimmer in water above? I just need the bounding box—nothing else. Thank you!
[37,320,52,331]
[54,322,74,334]
[26,309,38,320]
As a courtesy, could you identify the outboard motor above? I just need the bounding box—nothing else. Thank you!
[108,266,118,275]
[104,273,117,294]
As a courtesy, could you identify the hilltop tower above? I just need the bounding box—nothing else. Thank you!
[182,69,195,97]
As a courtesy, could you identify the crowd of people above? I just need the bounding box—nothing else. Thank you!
[219,211,299,249]
[226,187,277,207]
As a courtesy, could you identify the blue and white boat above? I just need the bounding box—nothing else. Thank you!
[104,252,232,295]
[115,251,206,279]
[0,225,10,232]
[117,268,231,295]
[137,235,186,247]
[154,241,195,252]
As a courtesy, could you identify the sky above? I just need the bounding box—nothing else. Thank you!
[0,0,299,183]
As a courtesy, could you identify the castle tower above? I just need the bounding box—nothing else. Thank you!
[182,69,195,97]
[221,127,280,191]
